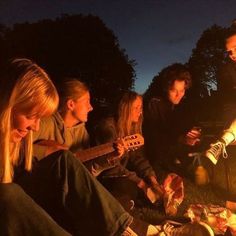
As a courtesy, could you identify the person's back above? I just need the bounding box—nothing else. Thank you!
[218,60,236,97]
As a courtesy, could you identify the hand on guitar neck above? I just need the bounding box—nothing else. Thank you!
[75,133,144,163]
[108,135,141,162]
[78,134,144,177]
[114,139,125,160]
[34,134,144,163]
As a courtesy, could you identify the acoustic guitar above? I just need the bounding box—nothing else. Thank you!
[75,133,144,163]
[35,134,144,163]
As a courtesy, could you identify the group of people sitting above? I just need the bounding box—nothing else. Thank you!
[1,24,236,236]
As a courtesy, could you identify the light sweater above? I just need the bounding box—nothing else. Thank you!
[33,112,89,160]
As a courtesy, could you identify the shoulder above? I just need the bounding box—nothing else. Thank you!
[99,116,116,127]
[149,97,162,103]
[74,123,89,137]
[74,123,89,140]
[219,61,236,72]
[147,96,160,105]
[39,115,55,128]
[147,97,166,109]
[95,117,117,136]
[33,115,56,141]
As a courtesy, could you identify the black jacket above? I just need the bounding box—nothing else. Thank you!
[143,97,194,174]
[218,60,236,103]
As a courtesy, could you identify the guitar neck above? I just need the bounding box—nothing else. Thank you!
[75,133,144,163]
[75,142,115,162]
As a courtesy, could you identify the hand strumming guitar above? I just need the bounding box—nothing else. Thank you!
[113,138,125,159]
[34,140,68,157]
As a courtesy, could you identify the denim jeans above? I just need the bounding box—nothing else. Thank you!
[0,183,70,236]
[1,150,132,236]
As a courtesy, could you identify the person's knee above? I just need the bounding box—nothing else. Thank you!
[52,150,89,181]
[45,150,82,169]
[59,150,85,168]
[0,183,27,211]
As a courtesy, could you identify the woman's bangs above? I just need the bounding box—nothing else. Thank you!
[19,94,58,118]
[34,95,58,118]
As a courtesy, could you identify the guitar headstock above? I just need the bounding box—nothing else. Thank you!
[122,133,144,151]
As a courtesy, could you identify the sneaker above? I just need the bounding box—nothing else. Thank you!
[162,221,214,236]
[129,217,153,236]
[123,224,161,236]
[205,140,227,165]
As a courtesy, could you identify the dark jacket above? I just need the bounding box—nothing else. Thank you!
[217,61,236,124]
[143,97,193,174]
[218,60,236,103]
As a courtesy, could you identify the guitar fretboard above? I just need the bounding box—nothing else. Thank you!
[75,142,115,162]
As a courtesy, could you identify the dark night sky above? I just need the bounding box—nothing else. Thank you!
[0,0,236,93]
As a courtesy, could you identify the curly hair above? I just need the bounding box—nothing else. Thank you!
[161,63,192,94]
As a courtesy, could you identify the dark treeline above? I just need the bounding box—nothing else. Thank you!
[0,14,135,114]
[145,25,227,98]
[145,24,230,124]
[0,14,230,123]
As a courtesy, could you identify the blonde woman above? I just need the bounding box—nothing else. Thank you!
[0,58,70,235]
[0,59,136,236]
[95,91,163,209]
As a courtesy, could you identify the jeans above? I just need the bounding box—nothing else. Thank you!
[1,150,132,236]
[0,183,70,236]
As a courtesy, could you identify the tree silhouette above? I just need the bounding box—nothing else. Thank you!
[0,24,7,65]
[144,25,228,100]
[3,14,135,106]
[188,25,227,97]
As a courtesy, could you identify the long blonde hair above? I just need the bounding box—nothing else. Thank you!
[116,91,143,138]
[0,58,59,183]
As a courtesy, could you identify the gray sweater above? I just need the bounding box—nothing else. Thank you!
[33,112,90,160]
